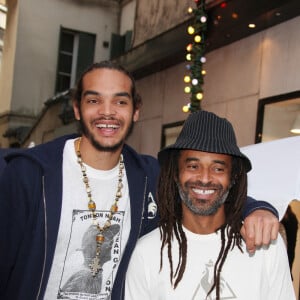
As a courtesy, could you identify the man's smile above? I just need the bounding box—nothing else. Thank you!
[192,188,215,195]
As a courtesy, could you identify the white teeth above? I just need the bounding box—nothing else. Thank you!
[193,188,214,195]
[96,124,119,129]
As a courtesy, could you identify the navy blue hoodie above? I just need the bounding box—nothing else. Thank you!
[0,135,160,299]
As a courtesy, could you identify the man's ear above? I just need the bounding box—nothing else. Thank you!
[230,173,239,188]
[133,108,140,122]
[73,100,80,121]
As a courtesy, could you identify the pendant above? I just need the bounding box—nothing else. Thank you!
[89,256,101,276]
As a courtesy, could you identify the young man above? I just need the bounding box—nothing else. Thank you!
[125,111,295,300]
[0,62,279,300]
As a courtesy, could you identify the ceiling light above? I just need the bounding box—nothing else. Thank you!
[0,4,8,12]
[290,114,300,134]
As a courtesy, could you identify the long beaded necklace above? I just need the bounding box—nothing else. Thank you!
[76,137,124,276]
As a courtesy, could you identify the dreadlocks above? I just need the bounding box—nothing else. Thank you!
[157,149,247,300]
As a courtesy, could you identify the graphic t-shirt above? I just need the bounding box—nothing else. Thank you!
[125,226,295,300]
[44,139,131,300]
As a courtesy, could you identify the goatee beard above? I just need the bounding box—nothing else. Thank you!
[177,181,230,216]
[78,114,134,152]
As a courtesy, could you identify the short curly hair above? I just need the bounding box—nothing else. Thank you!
[72,60,142,111]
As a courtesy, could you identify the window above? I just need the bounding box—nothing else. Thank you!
[255,91,300,143]
[56,28,96,93]
[161,121,184,149]
[110,30,132,59]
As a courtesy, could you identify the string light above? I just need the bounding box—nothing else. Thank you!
[200,16,207,23]
[184,86,191,93]
[196,92,203,100]
[187,26,195,35]
[182,104,191,113]
[194,35,201,43]
[220,2,227,8]
[184,75,191,83]
[186,53,192,61]
[192,78,198,85]
[182,0,207,113]
[186,43,193,51]
[200,56,206,63]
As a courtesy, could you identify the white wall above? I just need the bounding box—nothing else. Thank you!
[0,0,18,114]
[120,0,136,36]
[3,0,119,116]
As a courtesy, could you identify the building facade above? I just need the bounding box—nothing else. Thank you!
[0,0,300,297]
[0,0,126,147]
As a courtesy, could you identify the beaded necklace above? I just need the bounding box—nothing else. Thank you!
[76,137,124,276]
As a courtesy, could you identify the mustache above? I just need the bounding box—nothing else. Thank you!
[184,181,222,189]
[93,116,119,121]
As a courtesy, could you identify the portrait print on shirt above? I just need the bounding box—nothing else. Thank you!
[57,209,123,299]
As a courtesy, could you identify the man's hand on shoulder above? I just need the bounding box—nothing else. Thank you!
[241,209,279,254]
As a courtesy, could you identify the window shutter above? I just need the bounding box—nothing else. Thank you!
[76,32,96,82]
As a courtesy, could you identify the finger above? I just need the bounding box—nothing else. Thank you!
[254,219,263,247]
[261,222,272,246]
[241,223,256,253]
[262,217,279,245]
[271,221,279,240]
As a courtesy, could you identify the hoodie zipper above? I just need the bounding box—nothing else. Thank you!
[119,175,148,299]
[36,176,48,299]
